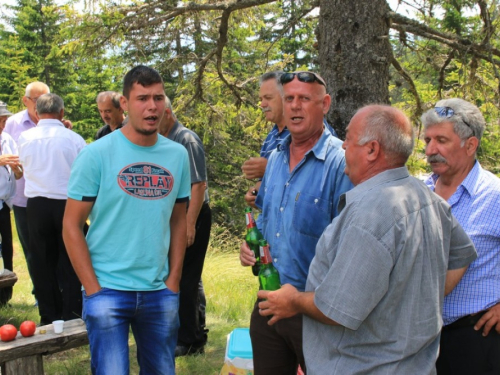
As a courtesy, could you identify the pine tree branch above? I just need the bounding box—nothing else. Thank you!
[215,9,244,107]
[388,11,500,66]
[390,54,423,119]
[438,50,455,99]
[116,0,278,30]
[263,1,319,60]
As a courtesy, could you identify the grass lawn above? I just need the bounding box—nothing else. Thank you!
[0,220,258,374]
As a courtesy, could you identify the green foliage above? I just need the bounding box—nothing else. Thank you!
[275,0,320,70]
[0,33,32,110]
[3,0,500,227]
[390,1,500,176]
[3,0,500,371]
[0,0,126,139]
[0,0,323,230]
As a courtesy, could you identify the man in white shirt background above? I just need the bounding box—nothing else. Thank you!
[18,93,86,325]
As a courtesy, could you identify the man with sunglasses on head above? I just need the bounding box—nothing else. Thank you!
[242,71,338,208]
[422,99,500,374]
[240,71,352,374]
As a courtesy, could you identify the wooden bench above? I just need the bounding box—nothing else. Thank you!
[0,318,88,374]
[0,270,17,289]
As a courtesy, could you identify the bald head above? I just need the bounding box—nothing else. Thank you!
[25,82,50,97]
[23,82,50,123]
[280,71,331,141]
[357,105,414,165]
[343,105,414,185]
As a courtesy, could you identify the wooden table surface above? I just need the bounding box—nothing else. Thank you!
[0,270,17,289]
[0,319,88,363]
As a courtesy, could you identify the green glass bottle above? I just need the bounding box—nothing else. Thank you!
[258,239,281,291]
[244,207,263,276]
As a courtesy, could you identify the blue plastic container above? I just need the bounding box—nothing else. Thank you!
[227,328,253,360]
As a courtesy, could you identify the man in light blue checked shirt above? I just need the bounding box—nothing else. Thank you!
[423,98,500,374]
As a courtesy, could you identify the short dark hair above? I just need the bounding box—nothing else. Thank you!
[123,66,164,98]
[259,71,283,85]
[96,91,122,109]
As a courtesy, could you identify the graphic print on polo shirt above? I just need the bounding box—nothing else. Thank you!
[117,162,174,200]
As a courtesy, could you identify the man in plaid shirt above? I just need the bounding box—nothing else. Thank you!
[423,98,500,374]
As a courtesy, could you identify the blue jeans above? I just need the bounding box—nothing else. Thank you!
[82,287,179,375]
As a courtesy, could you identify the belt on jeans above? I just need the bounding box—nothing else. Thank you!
[443,310,488,331]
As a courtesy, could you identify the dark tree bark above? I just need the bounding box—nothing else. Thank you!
[75,0,499,138]
[319,0,392,138]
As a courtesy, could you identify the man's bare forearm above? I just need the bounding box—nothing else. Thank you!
[187,182,205,226]
[445,266,468,295]
[258,285,340,326]
[166,202,187,291]
[292,291,340,326]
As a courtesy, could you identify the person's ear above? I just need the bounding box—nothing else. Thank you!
[120,95,128,112]
[465,137,479,156]
[366,140,380,161]
[322,94,331,115]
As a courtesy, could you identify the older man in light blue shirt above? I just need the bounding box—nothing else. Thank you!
[423,98,500,374]
[240,71,352,374]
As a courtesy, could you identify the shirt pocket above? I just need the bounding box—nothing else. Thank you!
[293,193,332,238]
[260,183,276,230]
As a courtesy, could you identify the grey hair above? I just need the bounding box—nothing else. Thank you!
[421,98,485,146]
[96,91,122,109]
[36,93,64,114]
[259,71,283,86]
[165,96,173,111]
[358,105,414,163]
[164,96,176,120]
[25,82,50,97]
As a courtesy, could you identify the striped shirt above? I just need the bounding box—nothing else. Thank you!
[259,124,289,159]
[425,161,500,325]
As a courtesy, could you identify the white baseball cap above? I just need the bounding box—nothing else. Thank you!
[0,101,13,117]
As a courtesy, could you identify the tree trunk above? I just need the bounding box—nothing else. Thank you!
[319,0,392,138]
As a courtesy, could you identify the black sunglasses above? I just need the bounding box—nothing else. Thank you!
[435,106,473,132]
[279,72,326,87]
